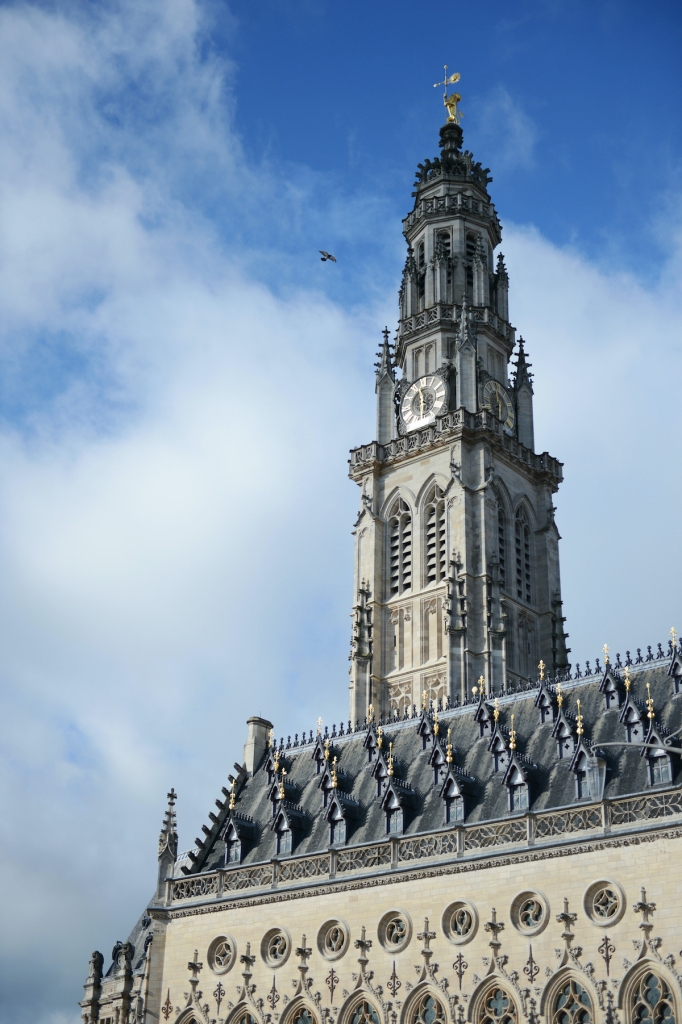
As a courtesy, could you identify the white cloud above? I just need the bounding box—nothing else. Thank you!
[0,5,680,1024]
[471,85,538,170]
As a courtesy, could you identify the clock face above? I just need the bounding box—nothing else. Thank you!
[401,375,447,430]
[483,380,515,430]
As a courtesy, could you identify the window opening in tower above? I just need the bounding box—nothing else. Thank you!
[515,511,532,604]
[424,485,446,585]
[497,508,506,590]
[465,232,476,301]
[417,241,426,311]
[389,498,412,596]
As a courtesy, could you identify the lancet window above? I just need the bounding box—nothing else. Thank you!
[550,979,593,1024]
[417,241,426,311]
[477,987,517,1024]
[515,508,532,604]
[388,498,412,597]
[349,1001,380,1024]
[629,970,676,1024]
[289,1010,316,1024]
[497,505,507,590]
[506,764,528,811]
[408,992,447,1024]
[466,232,476,299]
[424,485,446,585]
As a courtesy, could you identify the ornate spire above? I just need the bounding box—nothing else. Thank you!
[512,337,534,392]
[496,251,508,281]
[158,788,178,862]
[374,327,395,382]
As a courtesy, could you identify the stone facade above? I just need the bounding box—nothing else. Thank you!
[81,115,682,1024]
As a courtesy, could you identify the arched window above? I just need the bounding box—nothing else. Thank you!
[478,987,517,1024]
[437,231,453,291]
[629,970,676,1024]
[385,790,404,834]
[328,803,347,845]
[551,979,593,1024]
[232,1013,258,1024]
[408,992,447,1024]
[497,506,507,590]
[388,498,412,597]
[424,485,446,585]
[288,1008,316,1024]
[466,232,476,299]
[515,508,532,604]
[506,764,528,811]
[417,241,426,310]
[349,1001,380,1024]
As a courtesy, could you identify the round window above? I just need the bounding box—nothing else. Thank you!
[378,910,412,952]
[442,900,478,945]
[207,934,237,974]
[510,891,549,936]
[317,919,349,961]
[583,880,625,926]
[261,927,291,967]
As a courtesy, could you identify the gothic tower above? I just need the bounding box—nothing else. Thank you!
[349,118,569,721]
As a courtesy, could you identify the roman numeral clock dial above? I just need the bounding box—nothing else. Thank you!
[400,375,447,430]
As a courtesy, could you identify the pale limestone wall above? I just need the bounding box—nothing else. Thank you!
[154,831,682,1024]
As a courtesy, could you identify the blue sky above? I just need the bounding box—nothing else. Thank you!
[0,2,680,1023]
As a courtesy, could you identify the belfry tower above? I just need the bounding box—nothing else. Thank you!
[349,108,569,720]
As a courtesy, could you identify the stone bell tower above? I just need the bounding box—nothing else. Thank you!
[348,115,569,722]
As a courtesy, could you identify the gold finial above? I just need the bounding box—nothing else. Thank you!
[267,727,274,749]
[576,700,584,736]
[509,714,516,750]
[368,703,375,723]
[557,682,563,708]
[273,748,280,773]
[624,665,631,692]
[332,756,338,789]
[538,660,545,682]
[671,626,678,650]
[316,716,323,736]
[603,644,610,666]
[477,675,486,695]
[472,685,479,698]
[646,682,655,720]
[493,697,500,722]
[377,725,383,749]
[446,727,453,764]
[434,710,440,735]
[279,768,287,800]
[434,64,462,124]
[422,690,428,711]
[323,737,331,760]
[388,742,394,776]
[229,780,236,811]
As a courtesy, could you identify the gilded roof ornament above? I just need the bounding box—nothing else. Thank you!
[646,682,655,720]
[368,704,375,723]
[624,665,631,691]
[316,717,323,736]
[538,660,545,682]
[603,644,610,666]
[388,742,394,776]
[229,780,236,811]
[556,682,563,708]
[493,697,500,723]
[446,727,453,764]
[434,64,462,124]
[323,737,331,760]
[422,690,428,711]
[377,725,383,749]
[576,700,584,736]
[509,714,516,750]
[331,756,338,789]
[279,769,287,800]
[433,711,440,735]
[671,626,678,650]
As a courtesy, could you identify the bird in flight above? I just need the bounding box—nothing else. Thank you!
[319,250,337,262]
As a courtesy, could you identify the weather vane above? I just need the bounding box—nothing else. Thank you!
[434,64,462,124]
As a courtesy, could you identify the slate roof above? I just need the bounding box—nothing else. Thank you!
[183,654,682,875]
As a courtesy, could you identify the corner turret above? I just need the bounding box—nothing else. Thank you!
[156,788,178,901]
[374,327,396,444]
[512,337,534,450]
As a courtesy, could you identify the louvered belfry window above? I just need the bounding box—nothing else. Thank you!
[515,508,532,604]
[389,498,412,596]
[424,485,446,585]
[498,507,507,590]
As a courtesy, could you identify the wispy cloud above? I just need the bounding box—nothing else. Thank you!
[470,85,538,171]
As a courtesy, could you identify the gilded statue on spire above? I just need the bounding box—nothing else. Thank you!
[434,64,463,124]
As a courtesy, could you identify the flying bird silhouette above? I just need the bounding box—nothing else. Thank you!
[319,251,337,262]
